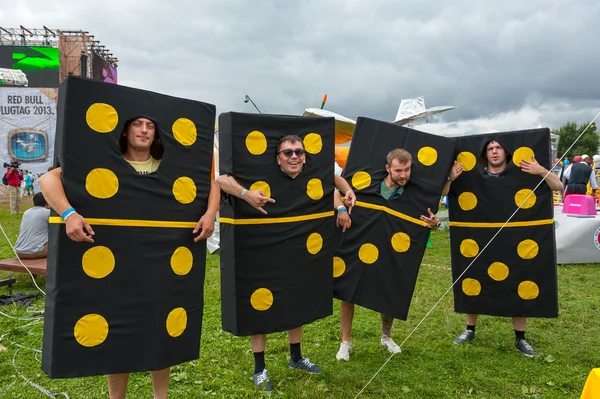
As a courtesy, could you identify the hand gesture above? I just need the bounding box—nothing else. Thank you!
[520,155,545,176]
[65,213,95,243]
[193,212,216,242]
[336,211,352,232]
[419,208,440,229]
[343,189,356,214]
[244,190,276,215]
[449,161,463,181]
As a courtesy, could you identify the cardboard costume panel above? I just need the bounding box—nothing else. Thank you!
[219,112,335,336]
[334,117,455,320]
[42,77,215,378]
[448,128,558,318]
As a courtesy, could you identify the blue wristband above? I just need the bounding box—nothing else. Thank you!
[61,207,76,220]
[337,208,347,213]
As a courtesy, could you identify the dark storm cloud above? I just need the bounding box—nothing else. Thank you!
[7,0,600,132]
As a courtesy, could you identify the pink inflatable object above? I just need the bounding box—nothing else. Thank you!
[562,195,597,215]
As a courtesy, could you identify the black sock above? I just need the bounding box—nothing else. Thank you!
[467,324,476,333]
[515,330,525,342]
[253,351,265,374]
[290,342,302,363]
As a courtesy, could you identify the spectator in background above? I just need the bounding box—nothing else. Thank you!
[22,170,35,197]
[14,192,51,259]
[5,165,23,214]
[563,155,597,197]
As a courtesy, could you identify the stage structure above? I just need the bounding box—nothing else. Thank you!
[0,26,119,188]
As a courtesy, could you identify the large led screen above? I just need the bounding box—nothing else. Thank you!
[0,46,60,88]
[91,53,118,84]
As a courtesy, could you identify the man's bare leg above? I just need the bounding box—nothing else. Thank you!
[150,368,170,399]
[512,317,535,356]
[288,326,321,372]
[381,314,393,338]
[250,334,271,390]
[107,373,129,399]
[454,314,477,344]
[466,314,478,326]
[336,301,354,361]
[340,301,354,342]
[251,334,267,353]
[380,314,401,353]
[512,317,525,331]
[288,327,302,344]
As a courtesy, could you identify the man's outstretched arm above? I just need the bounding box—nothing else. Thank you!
[38,168,95,243]
[520,156,563,191]
[216,174,275,215]
[193,180,221,241]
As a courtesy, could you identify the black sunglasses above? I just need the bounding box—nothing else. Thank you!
[278,149,306,157]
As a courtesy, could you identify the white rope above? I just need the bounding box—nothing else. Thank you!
[13,348,70,399]
[0,221,46,296]
[354,113,600,398]
[0,309,41,321]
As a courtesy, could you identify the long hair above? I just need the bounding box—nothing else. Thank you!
[119,117,164,159]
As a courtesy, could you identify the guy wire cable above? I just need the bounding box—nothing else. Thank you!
[0,221,46,296]
[354,112,600,399]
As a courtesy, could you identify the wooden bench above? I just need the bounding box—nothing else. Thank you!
[0,258,47,276]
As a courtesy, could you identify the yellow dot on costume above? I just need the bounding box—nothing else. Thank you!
[488,262,509,281]
[517,239,539,259]
[74,314,109,347]
[245,131,267,155]
[513,147,535,167]
[166,307,187,337]
[352,171,371,190]
[86,168,119,199]
[391,232,411,253]
[460,239,479,258]
[514,189,536,209]
[250,181,271,198]
[172,176,196,204]
[458,192,478,211]
[82,246,115,279]
[170,247,193,276]
[172,118,197,146]
[306,178,324,200]
[359,243,379,264]
[462,278,481,296]
[457,151,477,172]
[418,146,438,166]
[86,103,118,133]
[306,233,323,255]
[333,257,346,278]
[518,281,539,300]
[250,288,273,311]
[304,133,322,154]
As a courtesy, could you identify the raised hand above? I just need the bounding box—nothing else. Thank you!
[244,190,276,215]
[419,208,440,229]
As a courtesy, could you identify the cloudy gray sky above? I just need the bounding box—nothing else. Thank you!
[5,0,600,134]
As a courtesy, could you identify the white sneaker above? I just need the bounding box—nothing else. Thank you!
[381,336,401,354]
[336,341,352,361]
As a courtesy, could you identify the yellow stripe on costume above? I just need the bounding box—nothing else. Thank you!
[49,216,197,229]
[219,211,334,225]
[449,219,554,228]
[355,201,428,227]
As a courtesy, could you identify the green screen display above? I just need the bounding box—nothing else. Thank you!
[0,46,60,87]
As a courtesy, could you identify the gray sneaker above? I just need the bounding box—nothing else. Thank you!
[454,329,475,344]
[289,358,322,374]
[252,368,272,391]
[515,339,536,358]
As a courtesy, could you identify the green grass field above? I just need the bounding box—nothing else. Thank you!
[0,200,598,398]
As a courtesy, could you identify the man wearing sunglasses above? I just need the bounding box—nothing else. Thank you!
[217,134,355,391]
